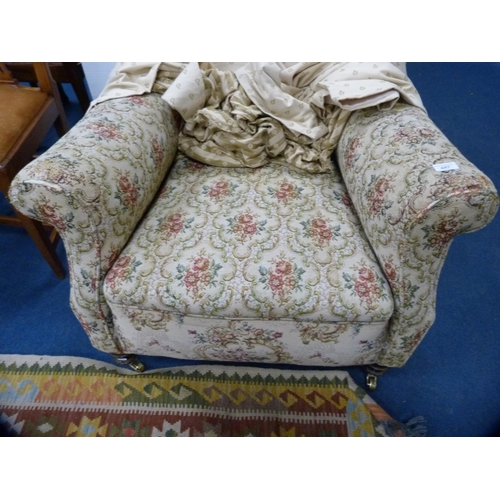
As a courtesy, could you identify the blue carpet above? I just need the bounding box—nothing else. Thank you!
[1,63,499,437]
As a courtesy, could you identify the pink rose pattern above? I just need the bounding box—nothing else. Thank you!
[343,263,389,308]
[128,96,147,106]
[366,174,395,216]
[176,251,222,300]
[226,213,267,241]
[29,197,75,233]
[268,182,304,205]
[84,118,124,141]
[394,127,438,146]
[422,209,469,255]
[161,212,194,240]
[106,255,142,292]
[203,179,237,200]
[344,137,361,170]
[259,255,306,303]
[300,217,339,247]
[116,174,140,208]
[151,137,165,167]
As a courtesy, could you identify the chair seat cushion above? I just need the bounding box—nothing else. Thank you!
[0,86,48,164]
[103,154,394,366]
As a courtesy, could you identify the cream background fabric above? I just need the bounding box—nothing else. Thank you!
[92,62,425,173]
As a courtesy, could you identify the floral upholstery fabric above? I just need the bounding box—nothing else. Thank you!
[9,94,179,353]
[9,96,498,369]
[102,154,394,366]
[336,103,499,366]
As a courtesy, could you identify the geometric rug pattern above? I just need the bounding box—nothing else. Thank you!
[0,355,425,437]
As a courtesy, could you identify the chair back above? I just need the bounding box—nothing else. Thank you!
[32,62,61,97]
[0,62,18,85]
[1,62,61,97]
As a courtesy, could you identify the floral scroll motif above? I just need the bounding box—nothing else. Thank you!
[226,213,267,242]
[268,182,304,205]
[175,251,223,301]
[300,217,340,248]
[126,309,173,332]
[83,117,125,141]
[366,174,396,217]
[186,160,207,172]
[106,255,143,292]
[151,137,165,167]
[421,209,469,256]
[160,212,194,240]
[343,263,390,309]
[393,126,439,147]
[115,170,141,209]
[28,196,75,233]
[259,255,306,304]
[203,179,238,200]
[299,323,347,345]
[343,137,361,170]
[188,321,292,363]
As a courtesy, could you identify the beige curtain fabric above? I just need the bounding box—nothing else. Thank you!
[94,62,425,174]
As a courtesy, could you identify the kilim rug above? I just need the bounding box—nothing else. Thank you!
[0,355,426,437]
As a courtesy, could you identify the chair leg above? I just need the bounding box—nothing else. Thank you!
[14,209,66,278]
[54,115,70,138]
[62,63,91,113]
[57,83,70,103]
[53,96,70,138]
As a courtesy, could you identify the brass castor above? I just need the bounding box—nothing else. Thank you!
[365,364,389,391]
[128,359,146,373]
[366,374,378,391]
[112,354,145,373]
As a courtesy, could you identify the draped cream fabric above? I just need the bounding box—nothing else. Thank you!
[94,62,425,173]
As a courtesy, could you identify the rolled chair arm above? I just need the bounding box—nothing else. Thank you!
[336,103,499,367]
[9,93,179,353]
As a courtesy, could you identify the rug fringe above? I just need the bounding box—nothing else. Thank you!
[402,416,427,437]
[380,415,427,437]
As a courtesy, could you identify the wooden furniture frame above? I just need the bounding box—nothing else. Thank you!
[5,62,91,113]
[0,62,69,278]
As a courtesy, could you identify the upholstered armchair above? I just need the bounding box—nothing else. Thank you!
[9,63,498,389]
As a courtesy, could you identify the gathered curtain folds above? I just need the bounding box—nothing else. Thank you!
[95,62,425,174]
